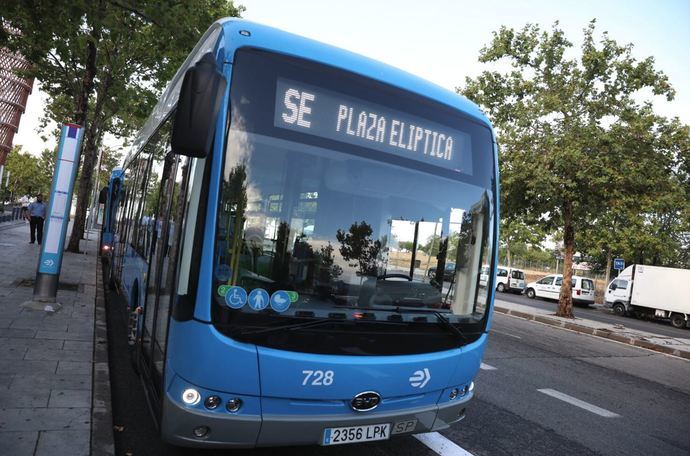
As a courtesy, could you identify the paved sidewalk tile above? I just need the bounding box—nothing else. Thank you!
[48,389,92,408]
[56,361,92,375]
[0,407,91,432]
[0,430,38,456]
[0,388,50,407]
[9,374,91,391]
[0,223,98,455]
[35,429,89,456]
[24,347,92,362]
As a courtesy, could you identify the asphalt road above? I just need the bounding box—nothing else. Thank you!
[494,290,690,339]
[105,284,690,456]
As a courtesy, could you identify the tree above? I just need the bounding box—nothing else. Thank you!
[462,20,675,317]
[397,240,415,251]
[38,148,57,182]
[2,1,244,252]
[578,112,690,275]
[419,234,442,256]
[3,146,52,200]
[336,221,382,277]
[500,218,544,267]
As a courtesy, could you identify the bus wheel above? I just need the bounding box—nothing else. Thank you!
[612,302,626,317]
[670,313,686,329]
[497,283,505,293]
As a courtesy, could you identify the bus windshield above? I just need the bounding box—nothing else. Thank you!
[210,49,496,355]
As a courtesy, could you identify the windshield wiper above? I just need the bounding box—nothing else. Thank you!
[237,316,405,336]
[334,305,468,342]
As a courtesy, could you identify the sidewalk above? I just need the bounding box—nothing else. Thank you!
[494,298,690,360]
[0,222,113,455]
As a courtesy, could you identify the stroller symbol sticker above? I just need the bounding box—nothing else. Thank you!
[270,291,291,313]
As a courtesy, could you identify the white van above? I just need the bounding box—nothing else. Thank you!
[525,274,595,306]
[495,266,526,293]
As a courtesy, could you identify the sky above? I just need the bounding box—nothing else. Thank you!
[12,0,690,156]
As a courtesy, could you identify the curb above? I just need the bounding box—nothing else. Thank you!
[0,220,25,231]
[91,258,115,455]
[494,306,690,361]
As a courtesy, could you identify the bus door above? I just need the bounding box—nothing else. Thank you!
[140,148,187,408]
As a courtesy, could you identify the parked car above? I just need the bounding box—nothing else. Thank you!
[427,262,456,282]
[495,266,526,293]
[524,274,595,306]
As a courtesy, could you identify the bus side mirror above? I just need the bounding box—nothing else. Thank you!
[610,284,617,290]
[171,53,227,158]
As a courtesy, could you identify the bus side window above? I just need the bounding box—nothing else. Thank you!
[142,127,172,352]
[149,154,186,376]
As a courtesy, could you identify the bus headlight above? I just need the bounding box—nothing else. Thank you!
[182,388,200,405]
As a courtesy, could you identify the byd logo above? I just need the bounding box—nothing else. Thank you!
[409,368,431,388]
[351,391,381,411]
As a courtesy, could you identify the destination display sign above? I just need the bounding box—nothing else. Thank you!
[274,78,473,174]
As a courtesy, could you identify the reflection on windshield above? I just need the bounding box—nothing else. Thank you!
[212,129,493,327]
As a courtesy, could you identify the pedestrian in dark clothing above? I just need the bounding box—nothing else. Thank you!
[27,195,46,244]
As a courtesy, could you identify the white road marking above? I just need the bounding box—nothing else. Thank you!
[414,432,475,456]
[480,362,496,370]
[537,388,621,418]
[492,329,522,339]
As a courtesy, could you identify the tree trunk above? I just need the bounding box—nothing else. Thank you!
[65,5,102,253]
[66,61,111,252]
[506,240,512,267]
[604,250,612,290]
[556,202,575,318]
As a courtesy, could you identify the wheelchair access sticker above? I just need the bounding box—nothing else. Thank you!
[224,286,247,309]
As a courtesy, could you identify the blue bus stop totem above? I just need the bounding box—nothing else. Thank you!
[34,123,84,303]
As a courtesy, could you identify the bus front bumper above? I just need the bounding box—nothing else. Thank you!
[160,391,473,448]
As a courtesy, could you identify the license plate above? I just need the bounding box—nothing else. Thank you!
[322,423,390,445]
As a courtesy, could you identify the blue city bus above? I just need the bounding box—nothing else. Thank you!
[99,168,124,258]
[107,18,499,448]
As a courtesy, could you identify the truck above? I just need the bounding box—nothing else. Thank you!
[605,264,690,329]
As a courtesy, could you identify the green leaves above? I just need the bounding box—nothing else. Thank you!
[461,20,688,314]
[2,1,244,251]
[3,146,55,199]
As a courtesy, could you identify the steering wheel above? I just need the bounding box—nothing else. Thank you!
[377,273,413,281]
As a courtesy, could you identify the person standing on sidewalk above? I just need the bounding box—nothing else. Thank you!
[26,194,46,244]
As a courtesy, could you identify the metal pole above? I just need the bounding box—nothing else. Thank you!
[409,221,419,279]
